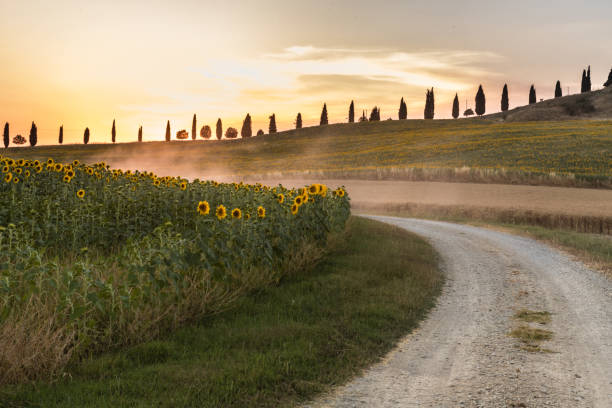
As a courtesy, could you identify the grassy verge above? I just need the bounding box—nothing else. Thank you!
[0,216,443,408]
[356,209,612,278]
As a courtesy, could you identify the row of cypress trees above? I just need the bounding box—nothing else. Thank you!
[4,67,611,147]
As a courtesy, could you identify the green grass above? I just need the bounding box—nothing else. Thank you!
[0,216,443,408]
[5,118,612,186]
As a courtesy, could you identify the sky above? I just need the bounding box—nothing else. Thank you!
[1,0,611,145]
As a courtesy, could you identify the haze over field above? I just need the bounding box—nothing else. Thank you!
[1,0,611,144]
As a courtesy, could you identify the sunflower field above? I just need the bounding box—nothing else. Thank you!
[0,155,350,384]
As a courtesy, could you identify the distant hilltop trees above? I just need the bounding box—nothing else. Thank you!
[4,63,609,147]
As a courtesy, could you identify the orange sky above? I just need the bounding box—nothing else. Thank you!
[1,1,611,145]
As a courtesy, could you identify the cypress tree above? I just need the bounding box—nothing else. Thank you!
[398,97,407,120]
[320,103,328,125]
[59,125,63,144]
[215,119,222,140]
[269,114,277,134]
[111,119,116,143]
[424,88,435,119]
[191,114,196,140]
[501,84,509,112]
[555,80,562,98]
[369,107,380,121]
[359,110,368,122]
[581,69,587,93]
[529,85,536,104]
[604,67,612,87]
[475,85,486,116]
[586,66,591,91]
[165,121,171,141]
[3,123,9,148]
[29,122,38,147]
[84,127,90,144]
[241,113,252,138]
[138,126,143,142]
[348,100,355,123]
[296,113,302,129]
[452,93,459,119]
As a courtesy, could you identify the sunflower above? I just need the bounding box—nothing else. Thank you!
[17,159,25,166]
[72,160,80,166]
[308,184,319,195]
[12,176,19,184]
[35,165,42,173]
[245,213,251,220]
[277,193,284,204]
[231,208,242,219]
[291,204,299,215]
[154,179,161,186]
[66,170,75,178]
[294,196,303,206]
[257,206,266,218]
[180,181,187,190]
[14,168,22,175]
[33,160,40,167]
[215,205,227,220]
[76,189,85,198]
[197,201,210,215]
[24,170,30,178]
[254,187,260,193]
[54,163,63,172]
[86,168,94,176]
[4,173,12,183]
[319,185,328,196]
[2,166,9,173]
[63,175,72,183]
[46,158,54,166]
[336,188,345,197]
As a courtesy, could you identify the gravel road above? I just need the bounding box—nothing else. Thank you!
[308,216,612,408]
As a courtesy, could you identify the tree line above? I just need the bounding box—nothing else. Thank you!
[3,66,611,148]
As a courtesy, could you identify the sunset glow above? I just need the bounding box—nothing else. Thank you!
[1,0,611,144]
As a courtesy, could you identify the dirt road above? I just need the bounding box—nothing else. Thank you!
[308,216,612,407]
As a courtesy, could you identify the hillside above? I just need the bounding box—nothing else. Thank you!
[485,85,612,122]
[4,115,612,188]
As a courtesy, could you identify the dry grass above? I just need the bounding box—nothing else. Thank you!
[509,325,554,353]
[514,310,551,325]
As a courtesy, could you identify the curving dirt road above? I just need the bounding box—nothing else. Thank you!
[308,216,612,408]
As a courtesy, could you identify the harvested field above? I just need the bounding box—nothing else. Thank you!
[245,179,612,234]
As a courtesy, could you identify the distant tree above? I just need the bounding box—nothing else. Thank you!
[348,100,355,123]
[12,135,26,145]
[3,123,8,148]
[225,127,238,139]
[398,97,407,120]
[475,85,486,116]
[216,119,222,140]
[59,125,63,144]
[84,127,90,145]
[581,69,587,93]
[424,88,435,119]
[241,113,252,138]
[555,80,562,98]
[529,85,536,104]
[176,130,189,139]
[269,114,277,133]
[359,110,368,122]
[369,106,380,121]
[192,114,197,140]
[200,125,211,139]
[452,94,459,119]
[604,67,612,87]
[138,126,143,142]
[111,119,116,143]
[29,121,38,146]
[586,66,592,92]
[256,129,264,136]
[165,120,171,141]
[295,112,302,129]
[463,108,474,117]
[501,84,509,112]
[320,103,328,125]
